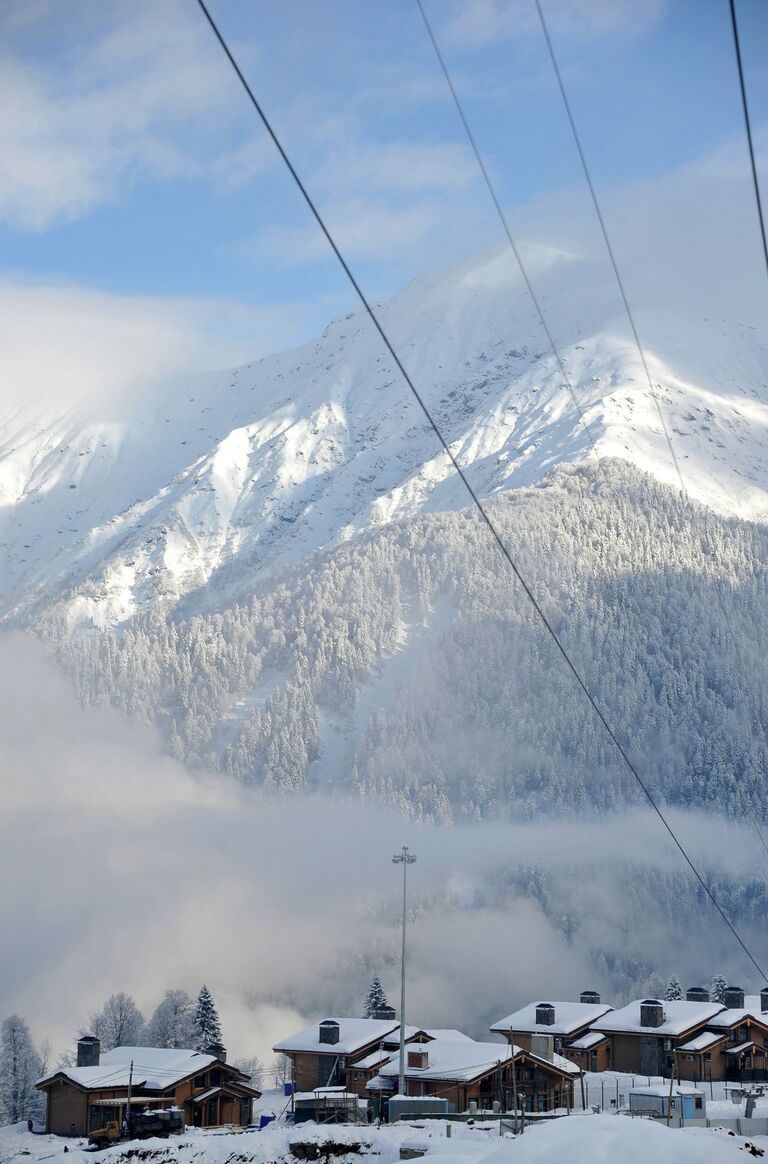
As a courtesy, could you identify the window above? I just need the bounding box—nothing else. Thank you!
[207,1099,217,1125]
[195,1074,207,1088]
[210,1069,221,1085]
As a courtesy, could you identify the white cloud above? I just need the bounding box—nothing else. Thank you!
[313,141,476,196]
[441,0,667,50]
[0,0,240,229]
[0,277,310,418]
[252,197,456,268]
[0,634,763,1066]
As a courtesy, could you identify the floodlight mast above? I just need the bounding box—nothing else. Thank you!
[392,845,417,1098]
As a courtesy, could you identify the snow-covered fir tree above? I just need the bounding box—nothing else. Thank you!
[663,976,683,1001]
[86,994,144,1051]
[363,975,389,1018]
[192,986,222,1052]
[711,974,729,1004]
[0,1016,42,1125]
[144,990,195,1049]
[49,463,768,826]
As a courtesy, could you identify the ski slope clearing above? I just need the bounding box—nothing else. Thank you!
[2,243,766,631]
[0,1118,759,1164]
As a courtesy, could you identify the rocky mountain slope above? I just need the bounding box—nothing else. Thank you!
[3,244,767,633]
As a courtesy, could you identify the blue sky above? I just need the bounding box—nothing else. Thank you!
[1,0,766,396]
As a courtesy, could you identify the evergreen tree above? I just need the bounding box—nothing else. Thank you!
[192,986,222,1052]
[663,976,683,1001]
[363,975,389,1019]
[0,1016,42,1125]
[711,973,729,1004]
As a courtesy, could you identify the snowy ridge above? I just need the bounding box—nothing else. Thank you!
[1,245,767,631]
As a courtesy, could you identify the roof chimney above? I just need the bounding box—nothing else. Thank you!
[77,1036,100,1068]
[373,1006,397,1021]
[319,1020,340,1046]
[723,986,745,1010]
[640,1000,664,1028]
[580,991,601,1005]
[686,987,710,1003]
[207,1042,226,1062]
[407,1048,428,1070]
[761,987,768,1014]
[535,1004,556,1026]
[530,1033,554,1062]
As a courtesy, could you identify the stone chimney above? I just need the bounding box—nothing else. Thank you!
[207,1042,227,1062]
[373,1006,397,1021]
[686,987,710,1003]
[640,1000,664,1028]
[535,1003,555,1026]
[580,991,601,1005]
[723,986,745,1010]
[530,1033,554,1062]
[77,1036,100,1067]
[319,1020,340,1045]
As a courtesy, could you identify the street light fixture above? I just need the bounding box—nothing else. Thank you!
[393,845,417,1097]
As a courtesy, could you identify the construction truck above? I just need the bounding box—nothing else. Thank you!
[89,1109,184,1148]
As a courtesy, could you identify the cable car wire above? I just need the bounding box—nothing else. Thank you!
[415,0,597,453]
[192,0,768,982]
[729,0,768,281]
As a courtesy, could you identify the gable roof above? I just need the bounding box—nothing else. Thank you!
[568,1031,608,1050]
[677,1030,728,1053]
[709,1005,768,1031]
[37,1046,240,1092]
[490,1001,613,1036]
[376,1038,579,1083]
[273,1017,400,1056]
[595,1000,724,1037]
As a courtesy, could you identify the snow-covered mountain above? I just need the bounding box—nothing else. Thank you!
[2,244,767,632]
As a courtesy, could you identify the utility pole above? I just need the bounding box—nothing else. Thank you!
[392,845,417,1098]
[125,1060,134,1134]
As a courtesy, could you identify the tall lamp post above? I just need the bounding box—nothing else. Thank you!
[393,845,417,1097]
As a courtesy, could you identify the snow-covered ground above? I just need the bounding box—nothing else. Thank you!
[0,1116,762,1164]
[2,243,766,631]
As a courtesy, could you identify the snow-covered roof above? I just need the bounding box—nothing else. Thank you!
[273,1017,400,1056]
[375,1038,579,1083]
[725,1041,757,1055]
[37,1047,221,1091]
[594,1000,724,1037]
[425,1029,473,1042]
[490,1000,613,1036]
[630,1085,704,1098]
[709,1004,768,1029]
[347,1048,392,1072]
[378,1038,515,1083]
[569,1031,608,1050]
[677,1031,726,1052]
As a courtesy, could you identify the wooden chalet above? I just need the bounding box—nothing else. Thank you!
[592,997,726,1077]
[36,1039,260,1135]
[489,993,613,1066]
[676,987,768,1083]
[373,1037,579,1114]
[273,1017,403,1094]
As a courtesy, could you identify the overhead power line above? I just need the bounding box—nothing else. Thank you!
[193,0,768,982]
[532,0,685,497]
[728,0,768,281]
[415,0,597,454]
[533,0,768,853]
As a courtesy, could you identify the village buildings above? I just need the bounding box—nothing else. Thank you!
[274,1019,578,1114]
[36,1039,260,1135]
[489,993,613,1070]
